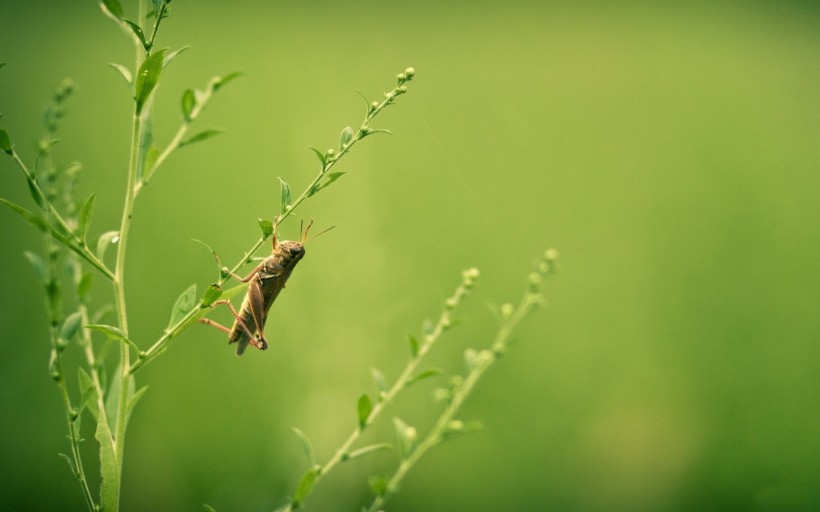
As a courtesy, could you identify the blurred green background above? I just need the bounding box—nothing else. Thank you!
[2,1,819,511]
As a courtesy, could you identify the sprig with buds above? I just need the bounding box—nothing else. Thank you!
[365,249,558,511]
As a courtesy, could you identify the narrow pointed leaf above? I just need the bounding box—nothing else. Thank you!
[307,146,327,168]
[339,126,354,149]
[101,0,124,19]
[108,63,132,85]
[134,48,168,113]
[181,89,196,121]
[212,71,242,92]
[60,311,84,344]
[86,324,140,355]
[258,218,273,239]
[126,385,149,425]
[23,251,48,284]
[407,368,443,386]
[346,443,393,462]
[78,367,99,419]
[200,283,223,308]
[179,128,223,148]
[291,427,315,466]
[58,452,77,475]
[96,231,119,260]
[168,284,197,329]
[407,333,419,358]
[371,368,387,398]
[278,177,291,216]
[292,465,321,508]
[78,271,93,300]
[95,407,119,511]
[123,19,149,51]
[163,46,190,68]
[393,417,415,459]
[357,393,373,429]
[78,193,96,243]
[0,128,13,154]
[0,197,49,232]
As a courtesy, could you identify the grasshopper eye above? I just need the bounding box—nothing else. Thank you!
[289,246,303,257]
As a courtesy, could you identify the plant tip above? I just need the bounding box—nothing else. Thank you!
[404,67,415,78]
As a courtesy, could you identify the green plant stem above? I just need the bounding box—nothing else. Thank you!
[367,288,543,512]
[109,10,149,503]
[136,72,412,373]
[281,271,474,512]
[135,77,217,195]
[275,79,408,234]
[8,150,115,280]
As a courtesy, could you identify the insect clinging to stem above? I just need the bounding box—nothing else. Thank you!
[199,219,332,355]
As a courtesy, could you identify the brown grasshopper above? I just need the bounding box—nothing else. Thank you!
[200,220,329,355]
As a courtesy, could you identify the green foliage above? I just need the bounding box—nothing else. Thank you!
[0,3,557,511]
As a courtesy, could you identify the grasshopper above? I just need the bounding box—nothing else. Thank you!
[200,220,329,355]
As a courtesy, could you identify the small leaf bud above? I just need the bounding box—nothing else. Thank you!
[404,67,415,78]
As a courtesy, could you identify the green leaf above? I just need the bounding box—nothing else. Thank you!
[0,128,13,154]
[108,63,132,85]
[407,368,443,386]
[0,197,49,232]
[181,89,196,121]
[126,385,149,424]
[346,443,393,462]
[87,324,140,355]
[258,219,274,239]
[291,427,315,466]
[78,193,96,243]
[291,465,321,508]
[212,71,242,92]
[101,0,124,19]
[307,146,327,168]
[371,368,387,398]
[179,128,223,148]
[78,367,99,420]
[124,19,149,51]
[464,348,478,371]
[322,171,345,188]
[407,333,419,358]
[357,393,373,429]
[134,49,168,113]
[393,417,416,459]
[200,283,223,308]
[95,404,119,512]
[142,143,160,180]
[368,475,390,497]
[78,271,93,300]
[96,231,119,260]
[23,251,48,284]
[168,284,197,329]
[278,177,291,216]
[163,46,190,68]
[339,126,354,149]
[60,311,84,344]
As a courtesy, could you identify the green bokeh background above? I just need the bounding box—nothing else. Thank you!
[2,1,819,511]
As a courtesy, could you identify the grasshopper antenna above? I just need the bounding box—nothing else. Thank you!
[304,224,335,244]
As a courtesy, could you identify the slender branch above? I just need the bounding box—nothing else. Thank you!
[281,267,477,512]
[8,149,115,280]
[366,251,558,511]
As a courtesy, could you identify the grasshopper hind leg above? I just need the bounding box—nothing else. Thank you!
[199,299,268,355]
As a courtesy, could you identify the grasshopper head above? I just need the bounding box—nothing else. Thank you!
[277,240,305,262]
